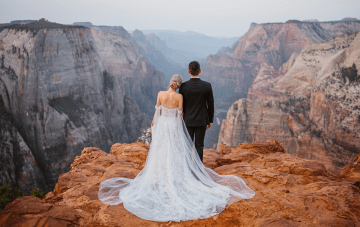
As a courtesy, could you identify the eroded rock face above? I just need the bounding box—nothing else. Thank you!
[218,97,359,172]
[1,141,359,226]
[203,21,360,149]
[204,21,360,109]
[0,21,150,191]
[0,106,47,192]
[340,154,360,182]
[219,32,360,172]
[91,26,166,117]
[247,32,358,101]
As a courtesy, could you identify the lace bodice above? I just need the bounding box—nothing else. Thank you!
[155,105,182,118]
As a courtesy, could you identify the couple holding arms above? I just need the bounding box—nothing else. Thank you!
[98,61,255,222]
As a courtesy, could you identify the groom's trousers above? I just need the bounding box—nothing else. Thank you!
[186,126,207,162]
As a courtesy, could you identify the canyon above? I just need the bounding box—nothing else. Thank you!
[89,26,165,117]
[0,20,164,192]
[0,141,359,226]
[217,26,360,172]
[74,22,187,91]
[204,21,360,109]
[1,17,360,196]
[141,30,239,67]
[203,21,360,150]
[130,29,185,85]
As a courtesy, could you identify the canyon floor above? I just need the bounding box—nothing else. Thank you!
[1,142,359,227]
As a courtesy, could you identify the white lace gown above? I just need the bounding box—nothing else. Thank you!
[98,105,255,222]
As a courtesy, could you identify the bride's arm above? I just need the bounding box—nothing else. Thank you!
[151,92,162,127]
[178,94,183,117]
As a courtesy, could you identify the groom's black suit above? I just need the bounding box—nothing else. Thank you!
[179,78,214,162]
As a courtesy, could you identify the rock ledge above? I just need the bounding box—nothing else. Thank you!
[1,141,359,226]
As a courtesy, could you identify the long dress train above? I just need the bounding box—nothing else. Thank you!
[98,105,255,222]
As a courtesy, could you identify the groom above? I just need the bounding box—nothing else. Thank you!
[179,61,214,162]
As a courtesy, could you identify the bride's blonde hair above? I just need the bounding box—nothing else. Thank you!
[170,74,183,90]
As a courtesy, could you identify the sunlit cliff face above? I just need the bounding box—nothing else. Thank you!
[218,31,360,172]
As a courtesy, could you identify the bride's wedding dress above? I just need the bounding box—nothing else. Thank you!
[98,105,255,222]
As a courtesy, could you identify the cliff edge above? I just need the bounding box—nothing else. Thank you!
[1,141,359,226]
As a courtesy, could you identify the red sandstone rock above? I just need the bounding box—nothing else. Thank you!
[219,33,360,172]
[1,142,359,226]
[340,153,360,182]
[110,142,149,169]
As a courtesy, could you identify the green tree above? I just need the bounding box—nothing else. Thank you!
[0,184,23,210]
[31,187,45,199]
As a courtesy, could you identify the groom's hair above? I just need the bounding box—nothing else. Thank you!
[189,61,200,75]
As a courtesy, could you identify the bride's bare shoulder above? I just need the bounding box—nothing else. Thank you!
[176,92,183,98]
[175,93,183,103]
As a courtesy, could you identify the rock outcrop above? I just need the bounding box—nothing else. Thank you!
[1,141,359,226]
[0,21,153,192]
[219,32,360,172]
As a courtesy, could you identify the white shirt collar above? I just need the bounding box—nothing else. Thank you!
[190,76,200,79]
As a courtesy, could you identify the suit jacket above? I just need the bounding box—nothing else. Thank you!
[179,78,214,127]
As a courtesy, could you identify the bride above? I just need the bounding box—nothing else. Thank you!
[98,75,255,222]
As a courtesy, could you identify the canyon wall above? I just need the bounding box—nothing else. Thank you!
[0,20,160,192]
[0,102,47,192]
[204,21,360,109]
[203,21,360,149]
[73,23,167,117]
[90,26,166,117]
[218,32,360,171]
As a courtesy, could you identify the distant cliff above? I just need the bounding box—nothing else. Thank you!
[73,23,167,116]
[204,21,360,109]
[90,26,166,117]
[131,29,185,85]
[218,32,360,172]
[74,24,180,91]
[203,20,360,149]
[0,20,163,192]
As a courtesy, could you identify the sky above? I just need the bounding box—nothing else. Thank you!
[1,0,359,37]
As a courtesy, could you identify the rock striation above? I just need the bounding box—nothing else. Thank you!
[219,32,360,172]
[0,21,156,192]
[0,141,359,226]
[204,21,360,109]
[0,104,47,192]
[202,21,360,149]
[90,26,166,117]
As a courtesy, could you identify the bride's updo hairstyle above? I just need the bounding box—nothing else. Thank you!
[169,74,183,90]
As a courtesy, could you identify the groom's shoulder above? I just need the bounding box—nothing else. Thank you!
[179,79,192,89]
[200,79,212,87]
